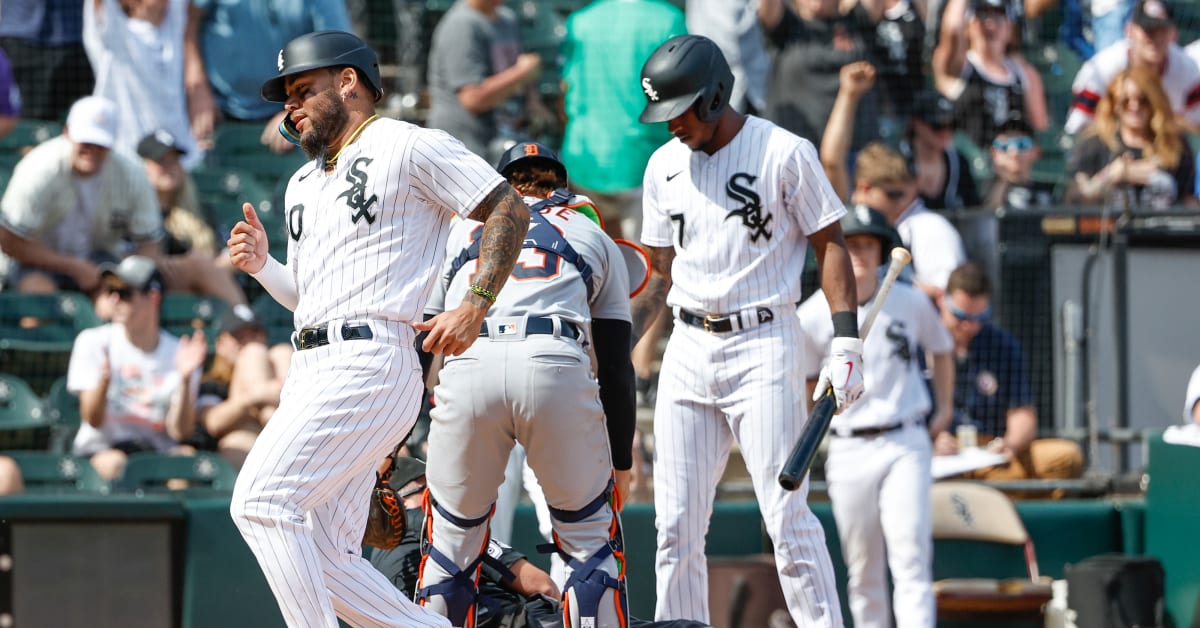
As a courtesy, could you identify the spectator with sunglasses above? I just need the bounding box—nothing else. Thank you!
[851,142,966,299]
[934,262,1084,480]
[902,89,980,211]
[983,115,1058,210]
[66,255,207,480]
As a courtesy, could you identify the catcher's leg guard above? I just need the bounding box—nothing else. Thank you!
[416,491,493,628]
[539,485,628,628]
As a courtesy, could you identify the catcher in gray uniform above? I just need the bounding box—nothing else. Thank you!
[416,142,637,628]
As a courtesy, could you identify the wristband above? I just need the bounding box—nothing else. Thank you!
[468,284,497,303]
[831,311,858,338]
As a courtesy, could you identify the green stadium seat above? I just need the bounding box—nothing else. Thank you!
[0,119,63,156]
[953,131,994,186]
[159,294,228,348]
[252,292,295,347]
[191,165,289,259]
[208,121,308,193]
[0,374,53,450]
[0,292,103,396]
[3,450,109,494]
[116,451,238,494]
[46,376,81,454]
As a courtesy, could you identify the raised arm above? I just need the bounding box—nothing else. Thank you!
[821,61,876,202]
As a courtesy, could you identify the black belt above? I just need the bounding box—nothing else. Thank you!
[479,316,578,339]
[293,323,374,351]
[834,421,914,438]
[676,307,774,333]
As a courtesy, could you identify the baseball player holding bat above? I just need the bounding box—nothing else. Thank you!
[798,206,954,628]
[417,142,635,628]
[634,35,862,626]
[225,31,528,627]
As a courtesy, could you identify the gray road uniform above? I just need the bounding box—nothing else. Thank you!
[418,190,636,628]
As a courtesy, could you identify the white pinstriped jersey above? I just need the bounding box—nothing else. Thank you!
[640,115,845,313]
[1066,40,1200,134]
[426,196,631,324]
[280,119,505,328]
[799,281,953,430]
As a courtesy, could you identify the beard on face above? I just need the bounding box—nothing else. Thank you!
[299,87,350,161]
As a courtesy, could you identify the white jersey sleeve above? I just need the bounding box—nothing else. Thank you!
[896,207,965,291]
[914,288,954,355]
[640,144,677,249]
[1066,41,1126,134]
[409,128,507,220]
[786,138,845,237]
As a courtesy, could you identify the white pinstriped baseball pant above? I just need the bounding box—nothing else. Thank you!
[231,320,450,628]
[652,315,843,627]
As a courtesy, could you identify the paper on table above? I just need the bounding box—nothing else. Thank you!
[932,447,1009,479]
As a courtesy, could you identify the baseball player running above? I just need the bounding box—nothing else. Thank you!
[417,142,636,628]
[225,31,528,628]
[798,206,955,628]
[634,35,862,627]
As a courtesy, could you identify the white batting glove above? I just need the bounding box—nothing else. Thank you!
[814,337,864,411]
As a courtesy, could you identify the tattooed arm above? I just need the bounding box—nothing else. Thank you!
[416,183,531,355]
[630,245,674,340]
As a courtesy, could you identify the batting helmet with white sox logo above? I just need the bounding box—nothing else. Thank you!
[260,30,383,103]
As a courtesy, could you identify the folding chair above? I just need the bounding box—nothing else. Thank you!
[931,481,1053,624]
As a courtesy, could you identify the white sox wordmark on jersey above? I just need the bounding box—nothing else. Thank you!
[800,278,953,628]
[231,118,504,628]
[641,115,845,626]
[419,190,632,627]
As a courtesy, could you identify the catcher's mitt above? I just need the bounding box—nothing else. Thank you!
[362,460,406,550]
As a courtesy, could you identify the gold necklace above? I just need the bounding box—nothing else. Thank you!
[326,114,379,169]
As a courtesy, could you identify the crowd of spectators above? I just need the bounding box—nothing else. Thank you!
[1,0,1199,495]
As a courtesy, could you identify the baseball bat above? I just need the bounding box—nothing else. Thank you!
[778,246,913,491]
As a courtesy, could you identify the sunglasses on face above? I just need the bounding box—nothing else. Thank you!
[992,136,1034,152]
[949,303,991,322]
[106,286,139,301]
[1118,95,1149,110]
[882,188,907,201]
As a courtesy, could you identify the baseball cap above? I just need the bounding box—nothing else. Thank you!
[387,457,427,491]
[995,113,1035,139]
[218,304,264,336]
[1132,0,1173,30]
[99,255,163,293]
[969,0,1016,19]
[65,96,118,149]
[137,129,188,161]
[912,89,956,128]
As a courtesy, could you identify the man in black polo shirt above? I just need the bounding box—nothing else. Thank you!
[933,262,1084,480]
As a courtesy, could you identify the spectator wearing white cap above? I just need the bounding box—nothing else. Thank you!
[66,255,207,480]
[0,95,163,295]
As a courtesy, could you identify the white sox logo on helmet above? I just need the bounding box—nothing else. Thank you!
[642,78,659,102]
[278,50,285,72]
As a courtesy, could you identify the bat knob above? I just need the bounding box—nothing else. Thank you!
[889,247,912,267]
[778,475,802,491]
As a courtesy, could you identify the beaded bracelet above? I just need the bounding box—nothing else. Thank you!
[468,284,497,303]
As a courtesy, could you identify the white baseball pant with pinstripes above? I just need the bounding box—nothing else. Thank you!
[231,320,450,628]
[652,314,843,626]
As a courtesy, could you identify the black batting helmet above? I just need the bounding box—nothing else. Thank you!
[841,204,901,265]
[261,31,383,103]
[638,35,734,124]
[495,141,568,182]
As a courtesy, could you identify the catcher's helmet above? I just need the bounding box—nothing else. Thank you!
[841,204,901,265]
[261,30,383,103]
[495,141,568,182]
[639,35,734,124]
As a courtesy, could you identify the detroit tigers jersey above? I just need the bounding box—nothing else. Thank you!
[641,115,844,314]
[799,281,953,430]
[1066,40,1200,134]
[280,119,505,329]
[427,195,631,324]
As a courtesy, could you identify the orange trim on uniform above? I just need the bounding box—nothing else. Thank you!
[614,239,652,298]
